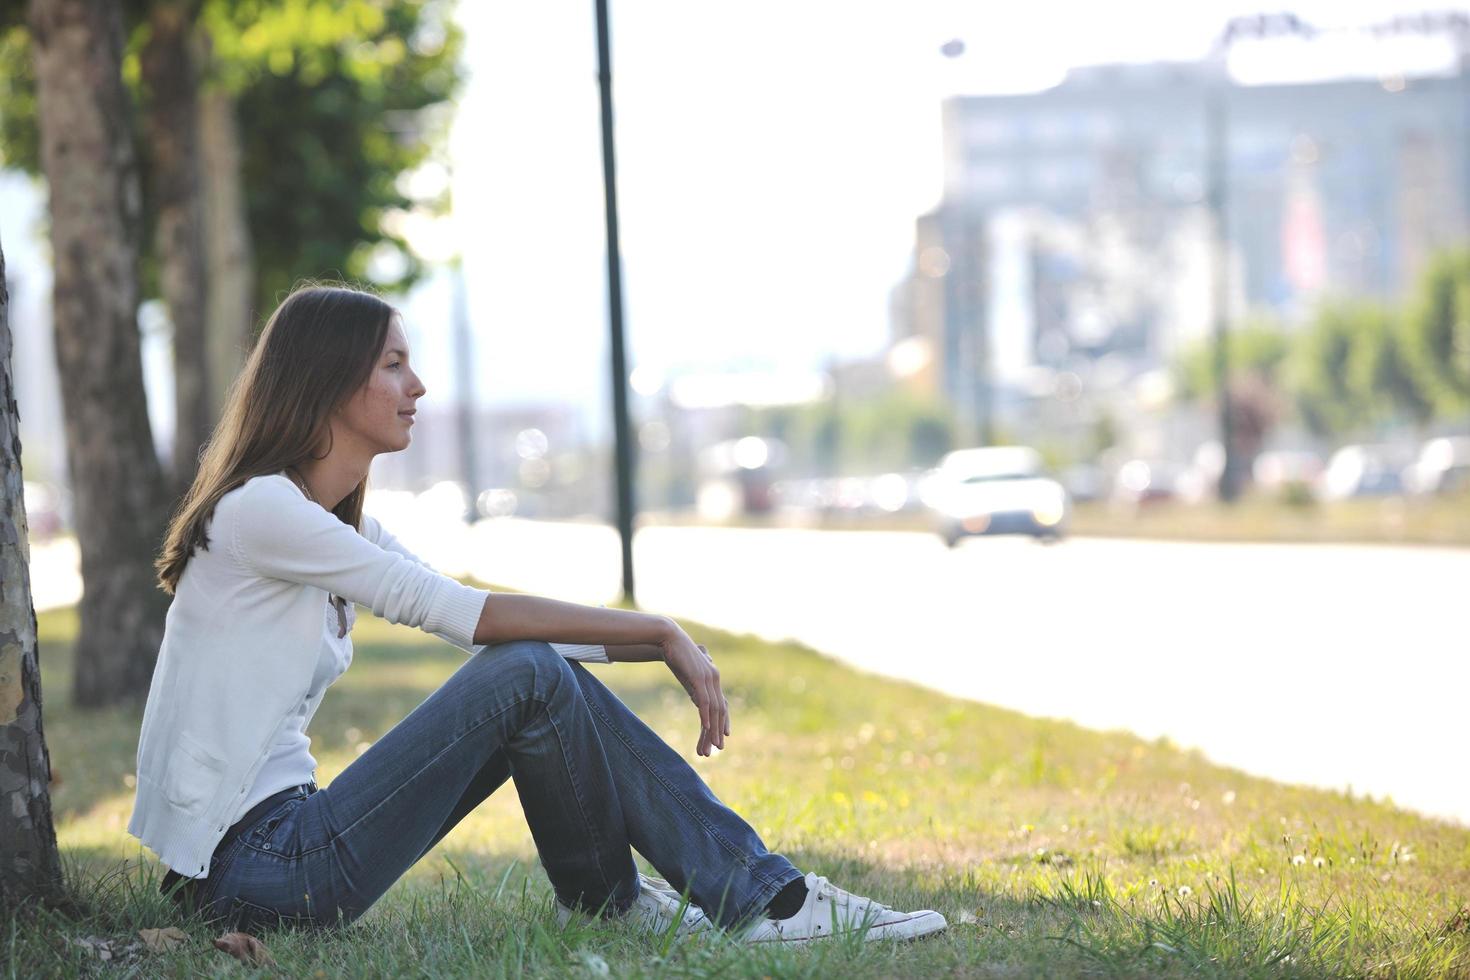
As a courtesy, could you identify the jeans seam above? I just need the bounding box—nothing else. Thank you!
[579,679,784,895]
[196,836,247,910]
[294,693,541,858]
[544,702,626,905]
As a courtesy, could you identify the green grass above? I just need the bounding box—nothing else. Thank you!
[9,594,1470,978]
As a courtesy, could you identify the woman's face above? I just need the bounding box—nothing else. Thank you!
[334,316,426,455]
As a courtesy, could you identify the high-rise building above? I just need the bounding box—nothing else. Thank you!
[895,55,1470,435]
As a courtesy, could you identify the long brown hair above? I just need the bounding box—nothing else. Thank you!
[154,282,397,595]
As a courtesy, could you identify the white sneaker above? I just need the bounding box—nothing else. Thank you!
[737,872,947,943]
[555,872,712,937]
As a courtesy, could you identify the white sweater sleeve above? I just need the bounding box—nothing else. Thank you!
[229,477,487,650]
[359,511,609,664]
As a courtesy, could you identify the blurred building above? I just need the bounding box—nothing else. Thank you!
[370,401,593,516]
[894,53,1470,446]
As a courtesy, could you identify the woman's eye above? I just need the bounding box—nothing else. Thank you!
[387,362,401,369]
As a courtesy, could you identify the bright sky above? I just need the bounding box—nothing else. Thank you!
[401,0,1465,441]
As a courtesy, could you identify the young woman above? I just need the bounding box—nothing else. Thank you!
[131,283,947,944]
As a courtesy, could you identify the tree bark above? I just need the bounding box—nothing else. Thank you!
[0,232,67,911]
[28,0,170,708]
[140,0,211,498]
[196,51,256,409]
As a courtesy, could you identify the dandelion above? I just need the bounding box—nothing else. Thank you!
[1177,885,1193,898]
[1222,790,1237,805]
[1313,856,1326,868]
[1149,878,1160,887]
[1292,854,1307,866]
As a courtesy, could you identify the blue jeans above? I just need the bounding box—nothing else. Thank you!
[193,640,802,933]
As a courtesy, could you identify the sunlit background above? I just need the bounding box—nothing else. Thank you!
[9,1,1470,822]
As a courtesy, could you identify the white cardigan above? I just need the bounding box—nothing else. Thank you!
[127,473,607,878]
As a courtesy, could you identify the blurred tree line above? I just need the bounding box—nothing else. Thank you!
[744,390,959,477]
[1175,248,1470,451]
[0,0,461,708]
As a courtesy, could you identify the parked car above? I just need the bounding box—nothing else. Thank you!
[1110,459,1184,509]
[1403,436,1470,496]
[919,446,1069,546]
[1319,443,1413,500]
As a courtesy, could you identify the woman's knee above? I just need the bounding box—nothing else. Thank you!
[471,639,573,697]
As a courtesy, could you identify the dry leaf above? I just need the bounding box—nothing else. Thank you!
[139,926,188,952]
[958,909,979,924]
[214,931,276,967]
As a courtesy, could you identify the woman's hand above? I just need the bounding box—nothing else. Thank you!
[660,625,729,757]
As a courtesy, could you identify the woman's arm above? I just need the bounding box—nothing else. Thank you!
[472,592,673,648]
[474,593,729,756]
[602,642,665,663]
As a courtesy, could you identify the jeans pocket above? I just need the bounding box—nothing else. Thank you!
[244,796,307,855]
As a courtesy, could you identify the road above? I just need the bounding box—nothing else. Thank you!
[28,519,1469,825]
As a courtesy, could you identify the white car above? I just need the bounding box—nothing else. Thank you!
[919,446,1069,547]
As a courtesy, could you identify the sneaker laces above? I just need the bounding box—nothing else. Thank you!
[806,874,890,924]
[636,874,709,931]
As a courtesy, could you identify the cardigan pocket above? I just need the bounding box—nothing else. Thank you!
[163,731,226,814]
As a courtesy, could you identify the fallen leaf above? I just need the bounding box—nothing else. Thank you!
[958,910,979,924]
[214,931,276,967]
[139,926,188,952]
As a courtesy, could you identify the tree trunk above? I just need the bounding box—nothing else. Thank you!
[0,232,67,911]
[141,0,211,499]
[196,59,256,409]
[28,0,170,709]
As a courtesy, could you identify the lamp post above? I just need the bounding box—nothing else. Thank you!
[595,0,637,604]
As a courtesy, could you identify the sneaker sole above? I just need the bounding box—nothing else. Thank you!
[743,910,948,944]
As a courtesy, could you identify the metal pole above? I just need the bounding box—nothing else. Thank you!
[450,259,479,523]
[595,0,637,603]
[1206,74,1238,502]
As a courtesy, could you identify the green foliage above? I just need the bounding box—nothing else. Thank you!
[1174,320,1290,403]
[751,389,957,476]
[0,0,463,316]
[1288,302,1426,438]
[1403,248,1470,418]
[0,22,38,173]
[203,0,464,315]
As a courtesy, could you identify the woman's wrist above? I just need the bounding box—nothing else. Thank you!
[653,616,680,658]
[603,641,666,663]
